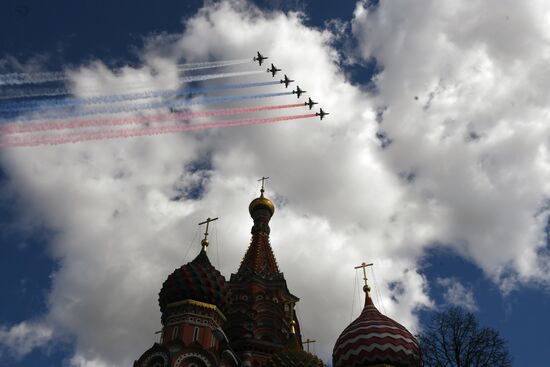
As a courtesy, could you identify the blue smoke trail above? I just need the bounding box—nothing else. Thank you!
[0,81,280,112]
[0,70,265,100]
[0,92,294,123]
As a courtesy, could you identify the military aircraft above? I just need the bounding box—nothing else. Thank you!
[304,97,318,110]
[292,85,306,98]
[267,63,281,77]
[253,51,268,66]
[280,74,294,88]
[316,108,329,120]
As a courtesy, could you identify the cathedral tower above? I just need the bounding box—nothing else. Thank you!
[134,218,238,367]
[225,181,303,366]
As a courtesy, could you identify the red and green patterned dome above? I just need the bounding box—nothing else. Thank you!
[332,292,422,367]
[158,249,229,314]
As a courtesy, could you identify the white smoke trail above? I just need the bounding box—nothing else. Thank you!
[0,59,254,86]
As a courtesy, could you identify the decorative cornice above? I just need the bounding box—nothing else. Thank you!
[168,299,218,311]
[166,299,227,322]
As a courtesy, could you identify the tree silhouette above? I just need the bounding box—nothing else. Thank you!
[419,307,512,367]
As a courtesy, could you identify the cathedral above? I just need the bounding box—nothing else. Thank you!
[134,183,423,367]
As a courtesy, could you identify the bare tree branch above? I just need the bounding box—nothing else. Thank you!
[419,307,512,367]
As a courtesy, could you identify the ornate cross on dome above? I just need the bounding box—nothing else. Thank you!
[258,176,270,196]
[354,262,374,295]
[302,338,316,353]
[198,217,218,250]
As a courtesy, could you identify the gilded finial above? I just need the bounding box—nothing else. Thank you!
[354,262,374,296]
[258,176,270,197]
[290,320,297,335]
[198,217,219,251]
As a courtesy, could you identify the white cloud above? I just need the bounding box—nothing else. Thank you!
[352,0,550,286]
[0,322,53,358]
[437,277,478,311]
[2,0,550,365]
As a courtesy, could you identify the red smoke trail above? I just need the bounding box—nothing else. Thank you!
[0,103,304,134]
[0,113,316,148]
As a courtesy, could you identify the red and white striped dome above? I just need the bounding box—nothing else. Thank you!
[332,292,422,367]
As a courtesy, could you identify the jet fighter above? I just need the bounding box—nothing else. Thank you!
[316,108,329,120]
[253,51,268,66]
[292,85,306,98]
[280,74,294,88]
[267,63,281,77]
[304,97,318,110]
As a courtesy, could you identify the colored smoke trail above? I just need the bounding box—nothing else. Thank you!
[0,113,317,148]
[177,59,252,71]
[0,70,266,100]
[0,81,281,112]
[176,58,250,69]
[0,103,305,134]
[0,87,70,100]
[0,91,294,122]
[178,70,263,83]
[0,71,67,86]
[0,59,253,86]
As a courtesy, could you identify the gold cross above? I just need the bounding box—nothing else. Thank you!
[354,262,374,294]
[302,338,316,353]
[198,217,218,249]
[258,176,270,196]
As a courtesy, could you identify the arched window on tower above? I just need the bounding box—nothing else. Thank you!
[192,326,200,342]
[172,326,179,341]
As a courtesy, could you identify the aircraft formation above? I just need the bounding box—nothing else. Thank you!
[254,51,329,120]
[0,52,329,148]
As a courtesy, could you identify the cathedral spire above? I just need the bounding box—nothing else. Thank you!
[237,179,279,277]
[226,180,303,365]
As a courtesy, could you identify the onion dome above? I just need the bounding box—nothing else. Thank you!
[249,177,275,217]
[265,322,325,367]
[249,193,275,217]
[332,286,422,367]
[158,248,229,315]
[248,188,274,236]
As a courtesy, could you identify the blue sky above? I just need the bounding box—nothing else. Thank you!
[1,0,550,366]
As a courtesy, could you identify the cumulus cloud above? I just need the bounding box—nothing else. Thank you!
[1,0,549,365]
[0,322,53,358]
[352,0,550,287]
[437,277,478,311]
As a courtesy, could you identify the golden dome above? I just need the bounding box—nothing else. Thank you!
[249,193,275,216]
